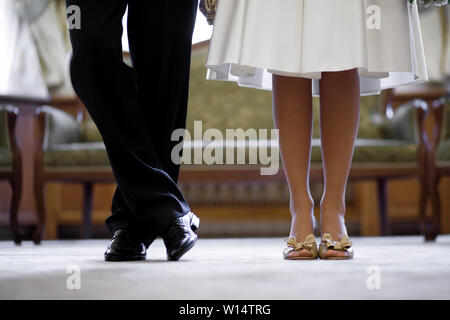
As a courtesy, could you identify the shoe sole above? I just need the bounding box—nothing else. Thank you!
[319,256,353,260]
[284,251,319,260]
[319,245,354,260]
[284,255,318,260]
[104,254,146,262]
[319,252,354,260]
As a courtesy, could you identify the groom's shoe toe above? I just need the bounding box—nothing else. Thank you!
[163,211,200,261]
[104,229,146,261]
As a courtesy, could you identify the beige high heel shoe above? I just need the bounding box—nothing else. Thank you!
[319,233,354,260]
[283,234,318,260]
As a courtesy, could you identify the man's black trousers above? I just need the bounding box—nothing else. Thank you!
[66,0,198,246]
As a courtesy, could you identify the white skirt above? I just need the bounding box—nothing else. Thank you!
[205,0,428,96]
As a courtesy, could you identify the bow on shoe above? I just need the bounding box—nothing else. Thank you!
[199,0,218,25]
[322,233,352,250]
[285,234,316,251]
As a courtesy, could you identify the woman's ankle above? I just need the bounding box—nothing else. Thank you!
[289,198,314,217]
[289,213,316,239]
[287,198,316,239]
[319,214,347,239]
[319,202,348,238]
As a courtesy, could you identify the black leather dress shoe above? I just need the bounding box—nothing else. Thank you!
[163,211,200,261]
[104,229,146,261]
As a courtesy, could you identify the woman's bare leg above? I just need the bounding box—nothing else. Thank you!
[319,68,360,254]
[272,74,314,257]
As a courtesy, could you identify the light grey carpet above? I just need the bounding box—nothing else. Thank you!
[0,236,450,299]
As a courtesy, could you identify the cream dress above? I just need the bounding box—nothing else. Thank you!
[206,0,428,96]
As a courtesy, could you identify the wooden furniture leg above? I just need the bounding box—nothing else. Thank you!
[7,108,22,244]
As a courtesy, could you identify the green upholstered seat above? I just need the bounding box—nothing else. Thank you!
[179,137,417,166]
[44,142,109,167]
[41,137,419,168]
[312,139,418,163]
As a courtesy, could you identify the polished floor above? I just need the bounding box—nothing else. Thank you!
[1,236,450,299]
